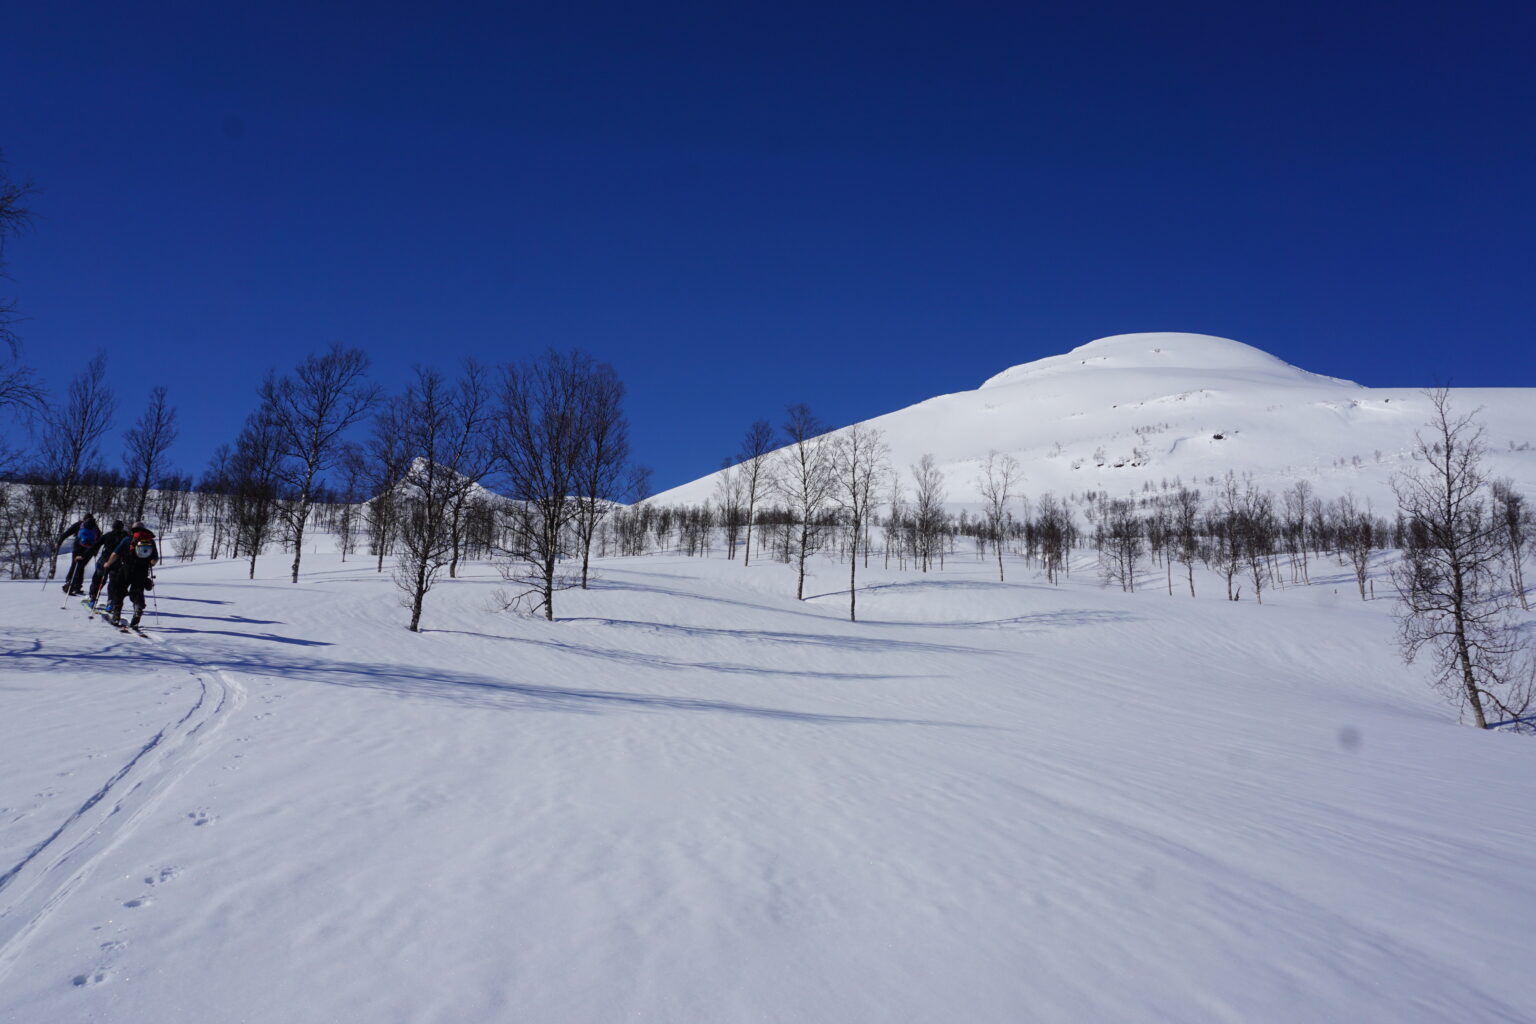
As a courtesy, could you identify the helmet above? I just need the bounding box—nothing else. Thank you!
[135,542,155,559]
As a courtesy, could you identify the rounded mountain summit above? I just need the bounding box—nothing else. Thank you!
[650,333,1534,508]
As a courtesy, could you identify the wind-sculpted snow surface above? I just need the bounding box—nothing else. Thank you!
[651,332,1536,509]
[1,548,1534,1023]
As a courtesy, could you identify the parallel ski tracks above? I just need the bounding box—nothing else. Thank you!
[0,630,247,980]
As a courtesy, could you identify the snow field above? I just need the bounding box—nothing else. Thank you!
[0,544,1534,1023]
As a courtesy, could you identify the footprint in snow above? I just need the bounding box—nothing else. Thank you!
[187,811,214,827]
[71,970,110,987]
[122,896,151,909]
[144,866,180,885]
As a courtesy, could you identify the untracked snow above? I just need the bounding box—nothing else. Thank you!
[2,541,1534,1023]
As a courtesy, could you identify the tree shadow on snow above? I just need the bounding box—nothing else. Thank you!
[584,576,853,624]
[3,632,984,726]
[426,628,937,680]
[1,639,974,726]
[150,611,285,626]
[559,618,1008,656]
[804,578,1065,601]
[146,626,333,646]
[860,608,1140,632]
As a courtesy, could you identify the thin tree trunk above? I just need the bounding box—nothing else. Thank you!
[408,564,427,632]
[848,528,858,622]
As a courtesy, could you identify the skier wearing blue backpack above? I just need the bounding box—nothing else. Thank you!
[54,514,101,596]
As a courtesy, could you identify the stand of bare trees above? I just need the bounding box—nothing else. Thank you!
[1491,479,1531,612]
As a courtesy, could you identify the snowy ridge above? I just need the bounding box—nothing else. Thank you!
[651,332,1536,509]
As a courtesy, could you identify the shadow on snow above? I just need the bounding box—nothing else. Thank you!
[2,638,978,727]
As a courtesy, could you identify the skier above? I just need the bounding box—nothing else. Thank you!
[100,522,158,629]
[86,519,129,608]
[54,514,101,596]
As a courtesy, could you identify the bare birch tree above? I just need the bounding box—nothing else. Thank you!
[713,458,747,559]
[775,404,834,600]
[363,397,412,573]
[1490,479,1531,611]
[440,361,496,579]
[228,405,285,580]
[737,419,777,567]
[1392,389,1532,729]
[0,155,43,417]
[493,350,589,620]
[1172,486,1202,597]
[910,454,947,572]
[831,423,888,620]
[569,355,629,588]
[123,385,178,522]
[261,344,380,583]
[394,366,491,632]
[39,353,115,574]
[977,451,1021,582]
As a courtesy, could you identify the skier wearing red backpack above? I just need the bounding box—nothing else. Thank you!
[100,522,159,629]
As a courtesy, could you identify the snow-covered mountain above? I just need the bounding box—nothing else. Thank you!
[652,332,1536,509]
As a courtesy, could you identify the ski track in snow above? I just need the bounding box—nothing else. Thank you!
[0,616,246,984]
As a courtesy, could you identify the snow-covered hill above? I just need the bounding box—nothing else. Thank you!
[651,332,1536,509]
[3,336,1534,1024]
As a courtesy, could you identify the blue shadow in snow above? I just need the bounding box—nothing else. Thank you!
[561,617,1008,656]
[427,628,934,681]
[4,628,982,726]
[151,611,284,625]
[0,639,972,726]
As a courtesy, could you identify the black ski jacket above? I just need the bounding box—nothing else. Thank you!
[107,532,158,582]
[94,528,129,566]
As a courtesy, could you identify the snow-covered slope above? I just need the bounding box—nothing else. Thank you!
[2,547,1534,1023]
[652,332,1536,508]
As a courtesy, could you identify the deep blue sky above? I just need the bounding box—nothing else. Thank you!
[5,1,1533,492]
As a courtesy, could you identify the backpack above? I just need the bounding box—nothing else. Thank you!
[131,529,156,560]
[78,525,99,548]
